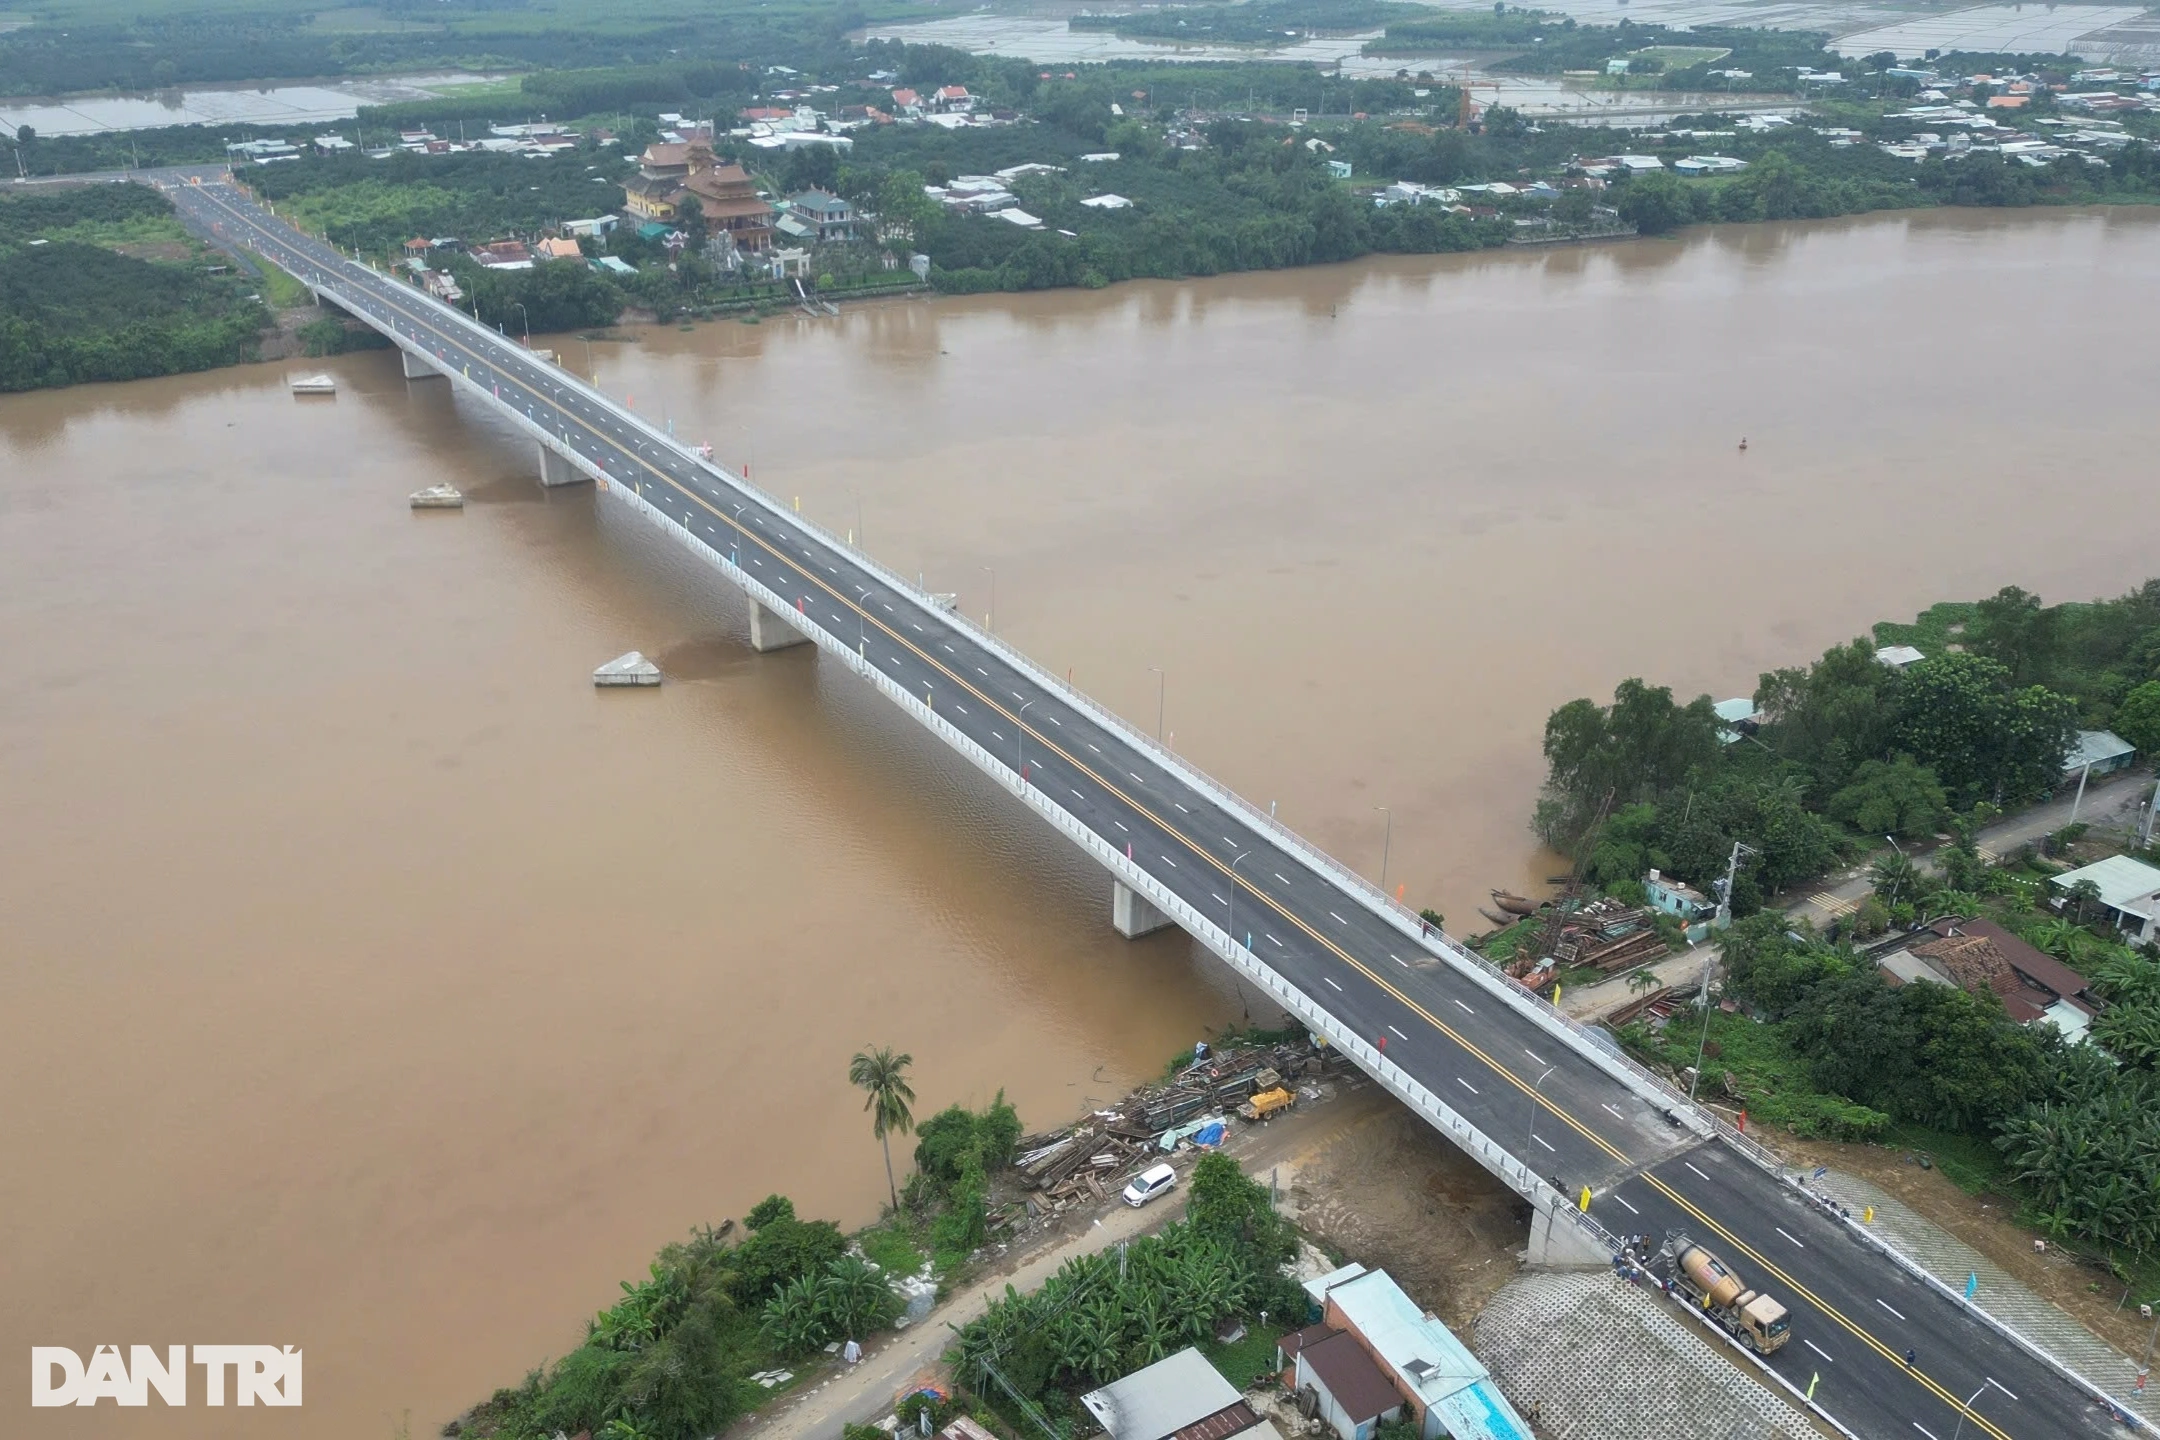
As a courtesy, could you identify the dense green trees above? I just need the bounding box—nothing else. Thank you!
[1541,578,2155,905]
[0,242,266,392]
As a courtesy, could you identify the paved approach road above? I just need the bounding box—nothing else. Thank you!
[161,171,2135,1440]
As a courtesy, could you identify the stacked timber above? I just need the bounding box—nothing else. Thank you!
[1550,898,1672,974]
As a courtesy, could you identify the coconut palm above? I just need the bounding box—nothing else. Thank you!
[1627,966,1663,995]
[849,1045,917,1213]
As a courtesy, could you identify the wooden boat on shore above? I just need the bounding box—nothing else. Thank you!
[1491,889,1540,916]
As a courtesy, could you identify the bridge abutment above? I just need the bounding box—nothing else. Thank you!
[1527,1198,1617,1269]
[400,348,443,380]
[1112,880,1175,939]
[537,441,587,488]
[747,599,812,653]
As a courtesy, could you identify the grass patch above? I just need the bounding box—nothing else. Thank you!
[1875,600,1979,656]
[1632,44,1732,66]
[254,256,312,309]
[1202,1325,1282,1392]
[1881,1121,2008,1196]
[428,75,528,99]
[1626,1010,1891,1140]
[857,1222,926,1279]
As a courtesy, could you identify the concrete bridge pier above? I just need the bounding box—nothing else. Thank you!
[537,441,587,488]
[747,599,811,653]
[400,348,443,380]
[1112,880,1175,939]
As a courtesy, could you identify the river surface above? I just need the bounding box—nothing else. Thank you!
[5,206,2160,1436]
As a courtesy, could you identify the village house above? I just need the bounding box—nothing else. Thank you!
[784,189,855,242]
[1644,868,1718,943]
[2052,856,2160,946]
[1285,1265,1533,1440]
[1082,1347,1282,1440]
[1873,916,2100,1040]
[2064,729,2137,783]
[533,237,583,261]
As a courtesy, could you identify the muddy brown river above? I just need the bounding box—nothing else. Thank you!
[5,207,2159,1436]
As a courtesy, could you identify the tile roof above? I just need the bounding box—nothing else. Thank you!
[1299,1329,1401,1424]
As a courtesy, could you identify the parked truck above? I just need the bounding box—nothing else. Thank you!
[1667,1233,1791,1354]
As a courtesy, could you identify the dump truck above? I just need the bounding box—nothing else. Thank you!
[1667,1233,1791,1354]
[1239,1087,1296,1122]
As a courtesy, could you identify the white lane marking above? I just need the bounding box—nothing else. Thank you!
[1685,1162,1713,1182]
[1329,911,1348,925]
[1114,821,1128,832]
[1613,1195,1640,1215]
[1453,999,1474,1014]
[1388,1025,1408,1040]
[944,645,954,653]
[1048,717,1062,726]
[1526,1048,1548,1066]
[1913,1426,1941,1440]
[1130,772,1144,783]
[1088,743,1101,753]
[883,604,893,613]
[913,624,923,632]
[1456,1078,1479,1095]
[1532,1134,1556,1153]
[1986,1379,2018,1401]
[1877,1299,1907,1321]
[976,667,989,677]
[1265,934,1283,947]
[1602,1103,1626,1120]
[1070,789,1085,800]
[955,705,968,716]
[1274,873,1290,885]
[1775,1227,1805,1248]
[992,731,1004,741]
[1161,856,1178,869]
[1324,976,1343,992]
[1392,955,1408,968]
[1803,1339,1835,1364]
[1173,802,1189,813]
[1211,893,1226,905]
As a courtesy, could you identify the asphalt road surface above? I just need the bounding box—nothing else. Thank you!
[157,169,2137,1440]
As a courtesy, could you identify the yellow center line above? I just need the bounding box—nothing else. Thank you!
[212,185,1637,1169]
[1642,1174,2014,1440]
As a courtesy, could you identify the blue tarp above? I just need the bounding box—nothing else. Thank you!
[1193,1122,1226,1148]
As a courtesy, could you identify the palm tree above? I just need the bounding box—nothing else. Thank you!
[1627,966,1663,995]
[849,1045,917,1213]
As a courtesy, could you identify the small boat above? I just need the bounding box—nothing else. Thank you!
[409,484,464,509]
[1491,890,1539,917]
[1478,906,1516,929]
[289,373,336,395]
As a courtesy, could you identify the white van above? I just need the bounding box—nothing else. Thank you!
[1123,1162,1177,1208]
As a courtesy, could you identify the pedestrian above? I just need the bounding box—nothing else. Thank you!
[1904,1348,1916,1368]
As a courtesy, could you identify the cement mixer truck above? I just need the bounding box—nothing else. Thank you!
[1666,1233,1792,1355]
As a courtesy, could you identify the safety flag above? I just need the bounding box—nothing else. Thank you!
[1806,1373,1820,1402]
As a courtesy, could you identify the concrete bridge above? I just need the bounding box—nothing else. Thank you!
[161,169,2142,1440]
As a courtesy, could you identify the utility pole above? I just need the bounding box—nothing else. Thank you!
[2142,777,2159,849]
[1693,840,1756,1103]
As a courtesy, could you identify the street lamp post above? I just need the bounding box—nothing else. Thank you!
[1229,850,1254,952]
[981,565,996,632]
[1949,1378,2013,1440]
[1526,1064,1557,1165]
[1148,666,1166,741]
[856,587,872,656]
[1018,700,1035,775]
[1374,805,1393,890]
[1883,833,1906,911]
[511,301,530,344]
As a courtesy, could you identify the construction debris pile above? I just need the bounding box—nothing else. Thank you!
[1502,897,1672,994]
[992,1038,1339,1227]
